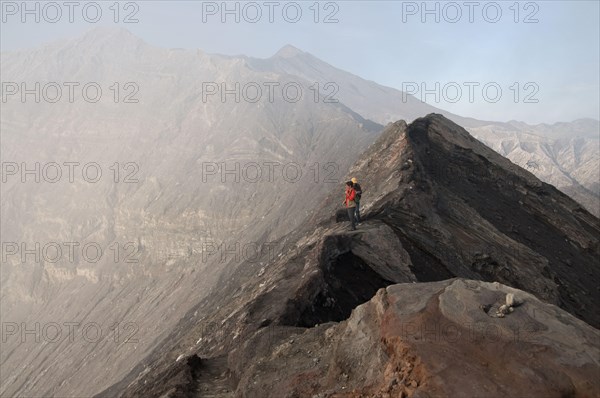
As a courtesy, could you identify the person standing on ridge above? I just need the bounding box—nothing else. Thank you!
[343,181,357,231]
[351,177,362,224]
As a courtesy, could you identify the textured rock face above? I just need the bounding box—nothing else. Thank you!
[102,114,599,398]
[313,114,600,328]
[229,279,600,397]
[108,281,600,398]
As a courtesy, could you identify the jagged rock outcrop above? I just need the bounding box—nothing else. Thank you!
[227,279,600,397]
[107,279,600,397]
[100,114,600,397]
[310,114,599,328]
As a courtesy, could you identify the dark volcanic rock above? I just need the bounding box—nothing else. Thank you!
[313,114,600,328]
[231,279,600,397]
[99,114,600,397]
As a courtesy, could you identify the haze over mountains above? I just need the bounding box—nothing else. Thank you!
[1,27,380,397]
[1,27,599,397]
[249,42,600,216]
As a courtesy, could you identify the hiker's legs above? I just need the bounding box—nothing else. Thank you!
[347,207,356,230]
[355,201,361,223]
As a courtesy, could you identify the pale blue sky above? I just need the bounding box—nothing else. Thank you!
[1,0,599,124]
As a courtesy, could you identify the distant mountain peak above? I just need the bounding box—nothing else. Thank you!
[81,25,135,38]
[76,26,145,48]
[273,44,305,58]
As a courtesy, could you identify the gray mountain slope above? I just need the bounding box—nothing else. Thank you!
[0,28,380,398]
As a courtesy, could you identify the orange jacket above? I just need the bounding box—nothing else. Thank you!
[344,187,356,208]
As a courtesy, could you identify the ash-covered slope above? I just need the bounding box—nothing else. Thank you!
[100,114,599,397]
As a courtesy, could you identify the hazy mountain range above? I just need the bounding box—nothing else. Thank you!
[0,27,598,397]
[249,42,600,216]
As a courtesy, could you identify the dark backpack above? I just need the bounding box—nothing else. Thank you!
[354,183,362,200]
